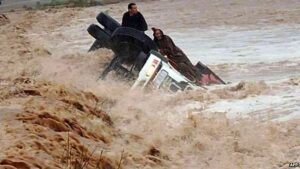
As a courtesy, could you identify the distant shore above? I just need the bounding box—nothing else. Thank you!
[0,0,121,12]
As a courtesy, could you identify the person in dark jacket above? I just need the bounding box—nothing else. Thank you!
[152,27,200,82]
[122,3,148,32]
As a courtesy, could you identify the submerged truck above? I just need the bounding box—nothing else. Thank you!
[87,12,225,92]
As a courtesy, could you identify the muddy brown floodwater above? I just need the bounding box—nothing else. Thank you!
[0,0,300,169]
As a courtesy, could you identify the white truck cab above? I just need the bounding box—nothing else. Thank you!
[132,51,198,92]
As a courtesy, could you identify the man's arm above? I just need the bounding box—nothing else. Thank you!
[139,13,148,31]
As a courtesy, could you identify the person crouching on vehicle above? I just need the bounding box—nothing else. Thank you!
[152,27,200,82]
[122,3,148,32]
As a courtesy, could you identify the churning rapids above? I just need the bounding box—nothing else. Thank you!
[0,0,299,169]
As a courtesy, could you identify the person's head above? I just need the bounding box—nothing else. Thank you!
[152,28,163,40]
[128,3,138,14]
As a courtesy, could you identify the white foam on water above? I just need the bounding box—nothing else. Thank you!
[203,82,300,121]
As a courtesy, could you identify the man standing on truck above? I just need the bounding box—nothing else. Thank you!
[122,3,148,32]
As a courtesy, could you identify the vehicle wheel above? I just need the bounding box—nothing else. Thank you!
[96,12,121,33]
[87,24,111,50]
[111,27,157,58]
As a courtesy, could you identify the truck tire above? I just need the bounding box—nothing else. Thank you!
[110,27,157,58]
[87,24,111,50]
[96,12,121,33]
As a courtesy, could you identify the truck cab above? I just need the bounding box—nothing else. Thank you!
[132,50,197,92]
